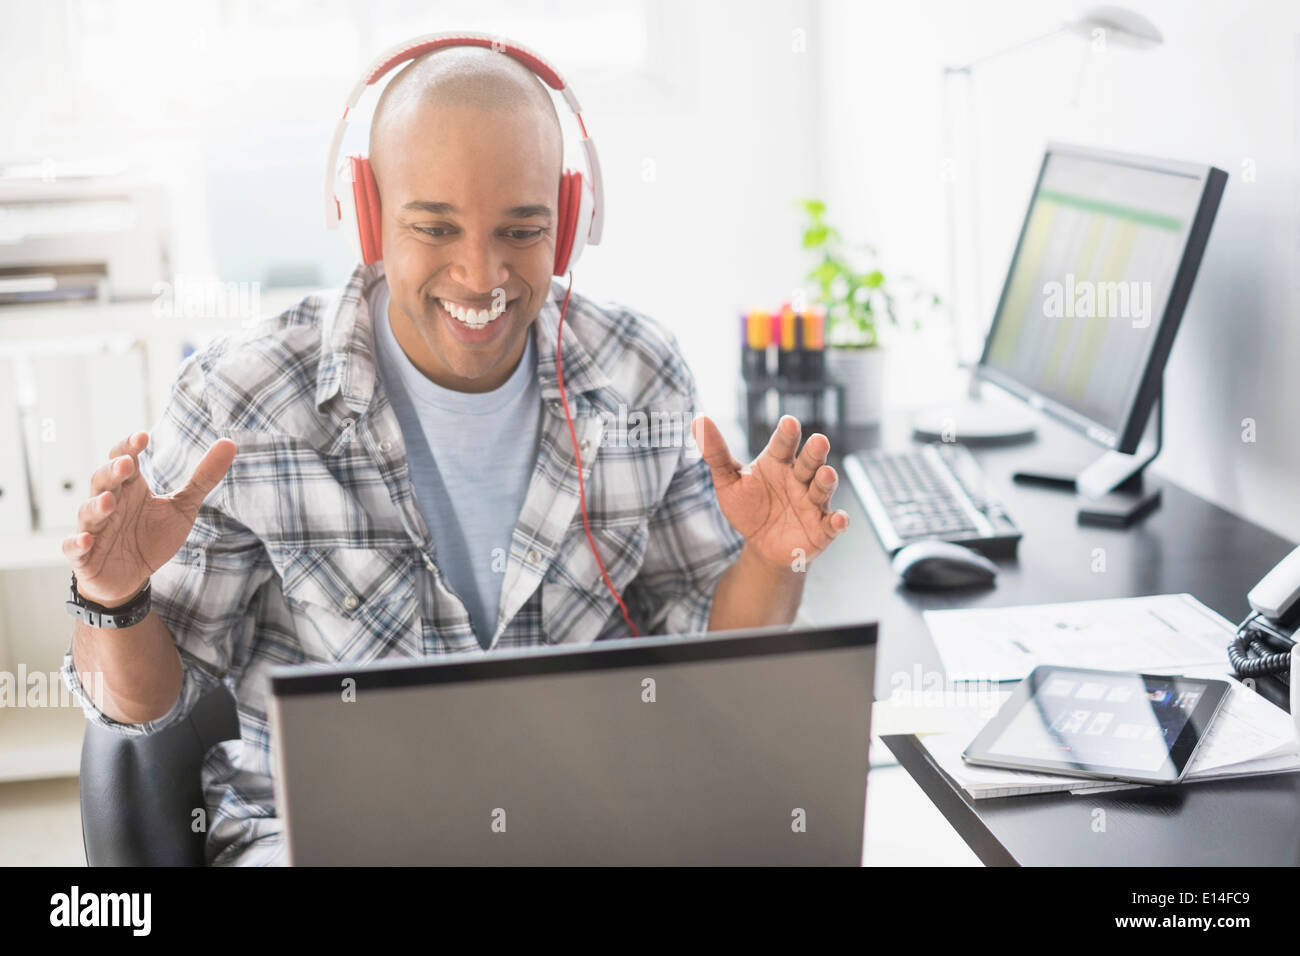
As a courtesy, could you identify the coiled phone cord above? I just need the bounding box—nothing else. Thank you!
[1228,611,1293,678]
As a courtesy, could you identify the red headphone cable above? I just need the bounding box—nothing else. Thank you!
[554,272,640,638]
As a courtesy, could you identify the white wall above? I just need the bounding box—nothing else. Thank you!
[565,0,821,420]
[0,0,821,429]
[815,0,1300,541]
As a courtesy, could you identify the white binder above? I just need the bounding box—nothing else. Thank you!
[0,357,33,534]
[27,340,148,532]
[86,341,148,479]
[27,351,92,533]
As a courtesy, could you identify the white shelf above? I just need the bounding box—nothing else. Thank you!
[0,287,319,341]
[0,287,321,574]
[0,706,85,783]
[0,531,68,572]
[0,288,323,782]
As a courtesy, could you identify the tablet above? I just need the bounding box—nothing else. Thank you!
[962,665,1231,785]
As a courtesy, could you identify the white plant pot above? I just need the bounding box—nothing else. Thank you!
[826,346,886,427]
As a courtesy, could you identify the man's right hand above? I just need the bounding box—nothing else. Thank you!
[63,431,238,608]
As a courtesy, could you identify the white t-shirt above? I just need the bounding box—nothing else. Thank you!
[368,279,542,649]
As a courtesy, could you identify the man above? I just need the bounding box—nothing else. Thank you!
[61,44,850,865]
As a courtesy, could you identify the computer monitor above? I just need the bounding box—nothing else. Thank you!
[975,142,1226,457]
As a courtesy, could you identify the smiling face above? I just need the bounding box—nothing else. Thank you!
[369,51,565,393]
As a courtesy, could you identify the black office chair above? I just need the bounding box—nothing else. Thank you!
[79,686,241,866]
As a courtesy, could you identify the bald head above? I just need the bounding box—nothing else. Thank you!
[368,46,563,195]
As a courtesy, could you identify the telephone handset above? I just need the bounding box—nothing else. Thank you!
[1229,546,1300,688]
[1247,547,1300,621]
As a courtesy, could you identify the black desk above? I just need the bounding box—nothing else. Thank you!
[801,412,1300,866]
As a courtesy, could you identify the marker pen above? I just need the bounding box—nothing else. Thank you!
[742,310,772,381]
[802,306,825,382]
[777,306,800,381]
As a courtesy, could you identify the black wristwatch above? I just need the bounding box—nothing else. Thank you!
[65,572,152,629]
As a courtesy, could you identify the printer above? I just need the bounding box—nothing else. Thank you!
[0,160,172,304]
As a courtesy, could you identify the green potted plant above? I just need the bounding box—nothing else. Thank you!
[798,198,938,426]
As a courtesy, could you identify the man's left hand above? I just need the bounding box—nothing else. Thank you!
[692,414,849,570]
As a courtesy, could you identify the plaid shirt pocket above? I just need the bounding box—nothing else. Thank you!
[278,546,420,662]
[542,515,651,642]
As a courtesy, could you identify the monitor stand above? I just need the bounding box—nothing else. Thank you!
[1012,389,1164,528]
[911,374,1038,445]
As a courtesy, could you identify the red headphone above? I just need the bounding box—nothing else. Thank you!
[324,30,604,274]
[323,32,639,638]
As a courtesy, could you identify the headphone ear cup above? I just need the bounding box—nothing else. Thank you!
[350,156,382,265]
[360,158,382,262]
[553,170,573,275]
[567,169,595,270]
[553,169,583,275]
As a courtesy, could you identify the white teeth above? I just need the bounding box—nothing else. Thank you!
[440,298,507,329]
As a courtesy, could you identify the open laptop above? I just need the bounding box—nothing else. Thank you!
[269,622,876,865]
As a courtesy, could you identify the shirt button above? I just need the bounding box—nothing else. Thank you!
[579,438,590,454]
[343,594,359,611]
[527,548,542,565]
[549,400,562,412]
[379,439,393,453]
[423,556,435,572]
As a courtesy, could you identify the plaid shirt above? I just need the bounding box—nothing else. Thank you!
[62,261,745,865]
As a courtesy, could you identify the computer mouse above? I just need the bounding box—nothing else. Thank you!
[892,540,998,590]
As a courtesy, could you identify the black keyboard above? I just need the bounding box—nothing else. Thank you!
[843,442,1022,558]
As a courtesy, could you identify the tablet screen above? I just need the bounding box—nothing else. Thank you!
[963,666,1231,784]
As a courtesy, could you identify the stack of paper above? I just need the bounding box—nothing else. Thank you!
[921,674,1300,799]
[923,593,1231,683]
[907,594,1300,799]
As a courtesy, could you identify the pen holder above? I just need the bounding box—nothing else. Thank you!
[738,377,844,459]
[737,305,838,457]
